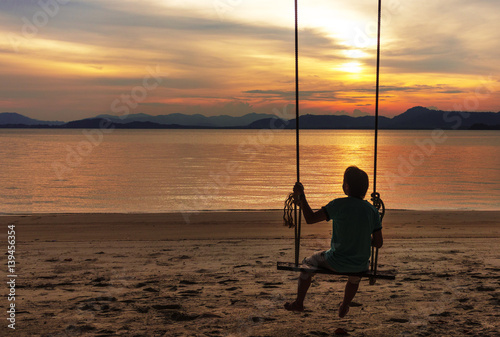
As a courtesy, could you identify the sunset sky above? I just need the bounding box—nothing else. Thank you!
[0,0,499,121]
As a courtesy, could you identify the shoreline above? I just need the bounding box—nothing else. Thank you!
[2,207,500,215]
[3,209,499,242]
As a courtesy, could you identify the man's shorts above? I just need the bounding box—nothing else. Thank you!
[302,251,362,284]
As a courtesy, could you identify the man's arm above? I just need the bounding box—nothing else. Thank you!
[296,195,327,224]
[371,229,383,248]
[293,182,328,224]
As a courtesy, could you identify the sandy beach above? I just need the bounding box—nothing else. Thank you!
[2,210,499,336]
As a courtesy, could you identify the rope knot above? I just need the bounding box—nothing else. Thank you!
[370,192,385,221]
[371,192,381,207]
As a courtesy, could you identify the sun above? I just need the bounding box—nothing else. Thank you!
[337,61,363,73]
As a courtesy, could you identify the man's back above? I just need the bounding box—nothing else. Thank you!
[323,197,381,272]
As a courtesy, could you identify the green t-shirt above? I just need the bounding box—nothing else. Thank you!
[323,197,382,273]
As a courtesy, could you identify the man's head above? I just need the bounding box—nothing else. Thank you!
[343,166,369,199]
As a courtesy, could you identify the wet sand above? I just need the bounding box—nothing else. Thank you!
[1,210,499,336]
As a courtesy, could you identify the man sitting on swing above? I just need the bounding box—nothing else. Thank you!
[284,166,383,318]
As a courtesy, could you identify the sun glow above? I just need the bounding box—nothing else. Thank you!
[337,61,363,73]
[344,49,369,59]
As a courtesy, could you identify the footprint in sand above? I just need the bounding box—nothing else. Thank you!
[152,304,182,310]
[476,285,495,292]
[218,279,238,285]
[251,317,276,323]
[262,282,283,289]
[488,296,500,306]
[169,311,200,321]
[179,280,198,285]
[135,306,149,313]
[77,297,119,313]
[135,280,159,288]
[386,318,409,323]
[168,255,191,261]
[143,287,160,293]
[65,324,96,334]
[92,282,111,287]
[178,289,203,297]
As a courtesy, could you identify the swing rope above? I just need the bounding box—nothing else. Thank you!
[369,0,384,285]
[293,0,302,267]
[372,0,382,199]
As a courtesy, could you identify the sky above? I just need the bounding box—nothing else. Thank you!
[0,0,499,122]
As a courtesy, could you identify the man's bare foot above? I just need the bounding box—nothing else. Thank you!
[284,301,304,312]
[338,302,350,318]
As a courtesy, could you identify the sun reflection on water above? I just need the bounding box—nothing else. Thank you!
[0,129,498,213]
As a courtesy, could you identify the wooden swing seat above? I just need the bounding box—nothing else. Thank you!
[276,261,396,280]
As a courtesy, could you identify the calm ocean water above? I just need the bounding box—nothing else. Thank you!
[1,129,499,213]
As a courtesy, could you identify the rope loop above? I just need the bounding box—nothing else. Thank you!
[283,193,296,228]
[370,192,385,221]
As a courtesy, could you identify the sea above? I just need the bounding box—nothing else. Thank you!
[1,129,499,214]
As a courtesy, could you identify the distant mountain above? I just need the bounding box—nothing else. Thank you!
[95,112,279,127]
[0,112,63,126]
[247,118,289,129]
[469,123,500,130]
[1,108,499,129]
[282,114,392,129]
[62,118,189,129]
[387,106,500,129]
[268,107,500,130]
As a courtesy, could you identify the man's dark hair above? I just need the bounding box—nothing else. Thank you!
[344,166,369,199]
